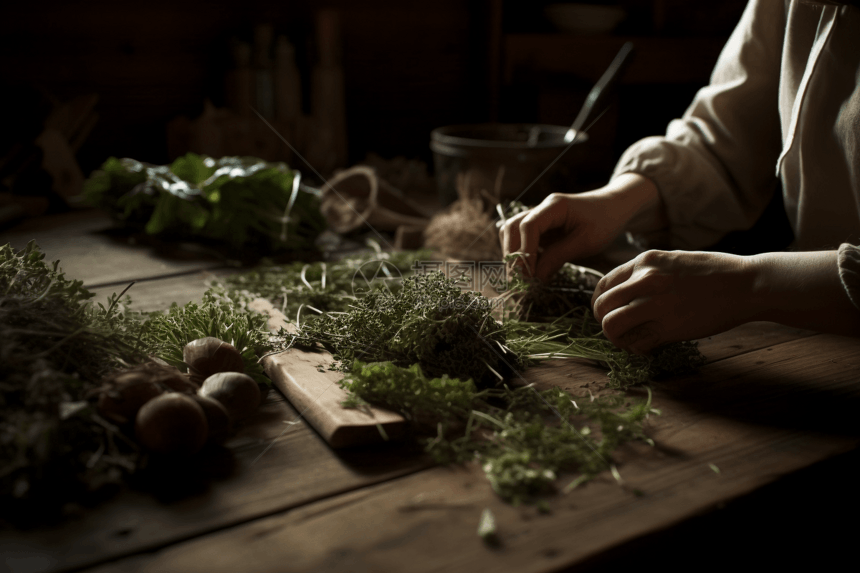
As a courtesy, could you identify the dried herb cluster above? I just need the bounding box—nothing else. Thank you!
[0,242,146,511]
[0,242,285,517]
[282,260,705,503]
[293,271,521,385]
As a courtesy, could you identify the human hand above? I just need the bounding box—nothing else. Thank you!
[499,173,663,282]
[591,250,757,354]
[499,192,625,281]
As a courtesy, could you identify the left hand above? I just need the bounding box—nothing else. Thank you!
[591,250,757,354]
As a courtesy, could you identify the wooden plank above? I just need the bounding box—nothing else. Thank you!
[262,347,408,448]
[691,321,816,364]
[0,210,225,287]
[89,270,232,312]
[248,299,408,449]
[83,333,860,573]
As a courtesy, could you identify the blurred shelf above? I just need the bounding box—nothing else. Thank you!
[504,34,728,85]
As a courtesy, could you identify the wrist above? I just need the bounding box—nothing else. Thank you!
[742,253,774,323]
[745,250,860,334]
[601,172,666,234]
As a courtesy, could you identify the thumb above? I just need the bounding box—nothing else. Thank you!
[533,240,575,282]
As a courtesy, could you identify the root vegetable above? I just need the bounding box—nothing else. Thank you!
[199,372,260,422]
[135,393,208,455]
[97,379,164,425]
[192,395,232,444]
[183,337,245,384]
[159,371,200,394]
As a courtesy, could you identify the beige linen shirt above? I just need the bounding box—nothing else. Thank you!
[614,0,860,309]
[615,0,860,252]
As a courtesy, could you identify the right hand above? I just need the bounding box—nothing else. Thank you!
[499,192,624,282]
[499,173,663,281]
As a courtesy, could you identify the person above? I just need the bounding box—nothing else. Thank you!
[500,0,860,355]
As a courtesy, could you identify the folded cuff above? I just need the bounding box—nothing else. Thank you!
[838,243,860,311]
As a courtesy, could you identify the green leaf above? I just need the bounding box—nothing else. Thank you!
[170,153,216,185]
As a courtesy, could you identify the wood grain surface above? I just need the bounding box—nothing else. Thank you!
[0,210,225,287]
[3,210,857,573]
[82,333,860,573]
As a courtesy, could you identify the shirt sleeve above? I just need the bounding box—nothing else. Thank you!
[614,0,787,250]
[838,243,860,311]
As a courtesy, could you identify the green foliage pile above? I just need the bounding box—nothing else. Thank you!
[0,242,146,510]
[293,271,521,385]
[281,258,705,503]
[0,242,287,516]
[341,361,657,504]
[136,288,277,388]
[83,153,325,253]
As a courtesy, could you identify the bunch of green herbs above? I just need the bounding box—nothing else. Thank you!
[293,271,521,385]
[0,242,147,513]
[83,153,325,253]
[281,256,704,503]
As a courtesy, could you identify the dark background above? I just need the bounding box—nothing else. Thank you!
[0,0,747,178]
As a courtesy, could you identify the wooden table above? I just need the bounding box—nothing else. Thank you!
[2,210,859,573]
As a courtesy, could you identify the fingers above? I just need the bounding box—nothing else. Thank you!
[600,301,663,355]
[532,240,575,282]
[591,260,636,311]
[592,253,669,354]
[499,211,527,258]
[500,195,570,277]
[518,198,568,276]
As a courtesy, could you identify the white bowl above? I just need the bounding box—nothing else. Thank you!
[544,4,627,35]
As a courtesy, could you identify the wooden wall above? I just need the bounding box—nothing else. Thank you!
[0,0,487,174]
[1,0,746,180]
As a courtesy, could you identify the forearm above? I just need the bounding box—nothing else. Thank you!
[600,172,668,235]
[747,250,860,336]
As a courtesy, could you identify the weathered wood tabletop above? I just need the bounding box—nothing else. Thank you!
[2,210,859,573]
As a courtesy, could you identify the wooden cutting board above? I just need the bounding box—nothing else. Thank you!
[248,298,407,448]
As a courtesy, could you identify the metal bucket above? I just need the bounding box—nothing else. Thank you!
[430,123,589,206]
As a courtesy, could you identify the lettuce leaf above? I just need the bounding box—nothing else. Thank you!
[83,153,324,253]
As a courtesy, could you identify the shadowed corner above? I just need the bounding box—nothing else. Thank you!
[651,357,860,438]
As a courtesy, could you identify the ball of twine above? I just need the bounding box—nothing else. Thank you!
[424,169,504,263]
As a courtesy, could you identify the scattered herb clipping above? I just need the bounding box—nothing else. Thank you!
[222,244,433,318]
[281,266,702,504]
[477,507,499,545]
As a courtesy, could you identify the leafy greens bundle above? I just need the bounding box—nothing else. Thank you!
[83,153,325,253]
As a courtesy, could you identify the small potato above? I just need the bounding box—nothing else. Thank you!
[192,394,232,445]
[97,379,164,426]
[135,393,208,455]
[199,372,261,422]
[183,337,244,384]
